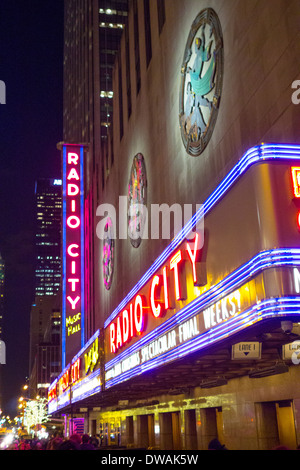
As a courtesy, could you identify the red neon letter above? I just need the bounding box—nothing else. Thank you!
[130,303,134,337]
[162,266,171,310]
[67,168,80,181]
[68,278,80,292]
[67,244,79,257]
[186,232,200,284]
[170,250,183,300]
[122,310,129,343]
[134,295,144,333]
[71,358,80,383]
[116,316,123,349]
[67,215,80,229]
[67,295,80,310]
[291,167,300,198]
[150,275,162,318]
[68,152,79,165]
[67,183,79,196]
[110,323,116,353]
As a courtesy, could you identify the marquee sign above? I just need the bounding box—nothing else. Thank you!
[105,262,300,388]
[48,331,101,413]
[50,143,300,408]
[62,144,85,368]
[106,231,205,357]
[104,144,300,388]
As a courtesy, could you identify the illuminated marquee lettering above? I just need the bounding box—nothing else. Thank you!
[59,369,70,392]
[202,291,241,329]
[170,250,186,300]
[291,167,300,198]
[66,312,81,336]
[108,232,203,354]
[107,317,201,381]
[150,275,163,318]
[84,337,99,374]
[48,384,57,402]
[71,358,80,383]
[294,267,300,293]
[110,295,147,353]
[49,331,101,410]
[62,145,85,367]
[186,233,201,285]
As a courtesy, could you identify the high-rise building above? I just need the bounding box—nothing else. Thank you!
[98,3,128,141]
[62,0,128,342]
[29,179,62,397]
[29,296,61,399]
[63,0,128,144]
[35,178,62,297]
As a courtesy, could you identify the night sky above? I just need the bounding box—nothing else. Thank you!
[0,1,64,415]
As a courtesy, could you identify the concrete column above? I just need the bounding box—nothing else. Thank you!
[184,409,198,450]
[137,414,149,448]
[125,415,134,448]
[159,412,173,450]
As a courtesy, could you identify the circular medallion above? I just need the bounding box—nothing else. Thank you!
[128,153,147,248]
[102,217,114,290]
[179,8,224,156]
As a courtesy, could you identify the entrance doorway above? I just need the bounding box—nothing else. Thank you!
[199,406,224,449]
[256,400,297,449]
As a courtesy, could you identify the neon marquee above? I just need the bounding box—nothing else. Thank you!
[104,144,300,388]
[108,232,203,355]
[62,144,85,368]
[104,144,300,330]
[48,330,101,411]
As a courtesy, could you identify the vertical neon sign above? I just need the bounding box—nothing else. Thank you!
[62,144,85,368]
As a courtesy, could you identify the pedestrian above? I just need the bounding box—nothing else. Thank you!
[272,445,290,450]
[208,438,228,450]
[48,437,63,450]
[79,434,95,450]
[90,436,99,449]
[58,438,79,450]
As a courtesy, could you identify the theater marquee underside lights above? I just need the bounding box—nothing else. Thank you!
[104,143,300,388]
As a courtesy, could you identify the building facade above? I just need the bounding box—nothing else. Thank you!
[49,0,300,450]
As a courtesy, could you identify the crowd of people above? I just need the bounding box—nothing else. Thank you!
[5,432,100,450]
[2,434,298,451]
